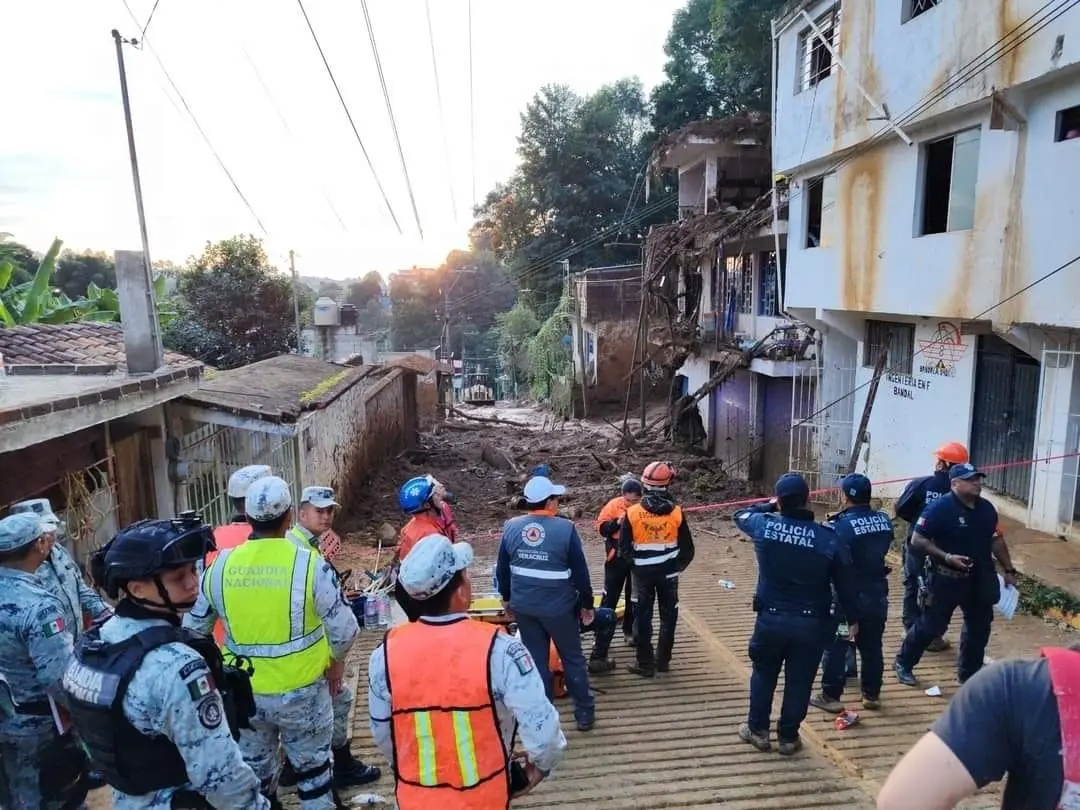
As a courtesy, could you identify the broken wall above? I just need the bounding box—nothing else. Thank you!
[584,320,643,407]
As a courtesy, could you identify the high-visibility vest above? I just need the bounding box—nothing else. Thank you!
[398,514,443,561]
[386,618,509,810]
[206,522,252,646]
[203,538,330,695]
[596,496,631,561]
[626,503,682,567]
[1044,646,1080,806]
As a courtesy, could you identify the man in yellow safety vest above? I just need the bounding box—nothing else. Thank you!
[184,476,360,810]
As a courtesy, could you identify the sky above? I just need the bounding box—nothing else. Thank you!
[1,0,685,281]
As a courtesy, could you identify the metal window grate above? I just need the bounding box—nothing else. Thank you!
[910,0,942,20]
[864,320,915,375]
[798,4,842,92]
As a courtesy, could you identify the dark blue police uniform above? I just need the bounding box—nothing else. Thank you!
[819,483,894,703]
[894,470,952,629]
[734,474,856,745]
[895,469,1000,685]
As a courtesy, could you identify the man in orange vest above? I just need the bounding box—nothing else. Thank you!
[203,464,272,646]
[589,477,643,670]
[367,533,566,809]
[394,476,449,623]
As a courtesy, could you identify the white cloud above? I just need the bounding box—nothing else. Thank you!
[0,0,683,278]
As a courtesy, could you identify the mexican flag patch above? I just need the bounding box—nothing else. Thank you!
[186,673,215,701]
[42,617,65,638]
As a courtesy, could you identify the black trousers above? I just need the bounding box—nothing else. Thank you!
[632,567,679,667]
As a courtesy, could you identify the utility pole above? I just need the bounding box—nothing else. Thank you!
[289,250,302,354]
[111,29,162,361]
[639,244,647,430]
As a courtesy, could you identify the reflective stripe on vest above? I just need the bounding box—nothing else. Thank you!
[626,504,682,566]
[509,565,570,580]
[205,539,330,694]
[386,619,508,810]
[1043,647,1080,809]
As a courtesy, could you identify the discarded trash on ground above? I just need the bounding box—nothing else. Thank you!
[834,711,860,730]
[924,685,943,697]
[717,579,735,589]
[348,794,392,807]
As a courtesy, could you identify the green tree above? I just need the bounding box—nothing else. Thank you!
[54,250,116,298]
[318,280,344,300]
[163,234,300,369]
[388,273,441,351]
[345,271,384,309]
[0,233,38,286]
[492,302,540,388]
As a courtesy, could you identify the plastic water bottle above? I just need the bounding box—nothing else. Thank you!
[376,594,391,627]
[364,595,379,629]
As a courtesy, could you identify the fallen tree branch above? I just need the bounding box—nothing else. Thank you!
[451,410,530,428]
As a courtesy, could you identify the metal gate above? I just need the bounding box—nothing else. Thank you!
[179,422,301,526]
[970,335,1039,503]
[1030,348,1080,539]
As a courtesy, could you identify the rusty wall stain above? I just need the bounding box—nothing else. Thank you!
[999,126,1028,323]
[997,0,1022,89]
[941,233,976,319]
[839,152,883,311]
[831,0,881,148]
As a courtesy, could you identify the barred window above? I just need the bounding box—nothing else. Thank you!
[797,4,841,92]
[864,320,915,374]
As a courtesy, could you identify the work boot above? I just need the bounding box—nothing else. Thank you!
[861,694,881,710]
[927,636,952,652]
[809,692,844,714]
[778,736,803,756]
[332,745,381,788]
[577,715,595,732]
[655,660,670,673]
[626,662,655,678]
[588,656,615,674]
[737,723,771,752]
[894,661,918,687]
[623,632,637,647]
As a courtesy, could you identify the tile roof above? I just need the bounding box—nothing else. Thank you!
[0,323,195,372]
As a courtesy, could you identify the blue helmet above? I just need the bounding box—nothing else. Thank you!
[399,476,436,515]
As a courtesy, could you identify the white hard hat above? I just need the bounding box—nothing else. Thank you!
[228,465,272,498]
[245,476,292,522]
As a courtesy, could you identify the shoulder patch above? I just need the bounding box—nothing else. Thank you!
[197,696,223,730]
[507,642,535,676]
[178,659,208,681]
[41,616,66,638]
[185,672,216,702]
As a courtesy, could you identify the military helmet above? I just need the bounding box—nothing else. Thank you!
[92,514,214,599]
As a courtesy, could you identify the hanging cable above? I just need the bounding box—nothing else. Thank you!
[424,0,458,222]
[141,0,163,38]
[294,0,403,234]
[359,0,424,238]
[468,0,477,210]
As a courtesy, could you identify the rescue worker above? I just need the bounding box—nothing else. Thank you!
[895,441,970,651]
[734,472,857,755]
[810,473,894,713]
[591,478,642,666]
[496,474,596,731]
[429,477,458,541]
[894,463,1018,688]
[394,475,448,622]
[281,485,380,789]
[367,533,567,808]
[618,461,695,678]
[185,476,359,809]
[0,514,81,810]
[11,499,111,637]
[63,514,269,810]
[877,646,1080,810]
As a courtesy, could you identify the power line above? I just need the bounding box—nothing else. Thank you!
[468,0,477,210]
[120,0,270,236]
[424,0,458,222]
[360,0,424,239]
[294,0,403,235]
[141,0,163,38]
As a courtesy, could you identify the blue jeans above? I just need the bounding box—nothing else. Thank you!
[820,607,887,700]
[747,612,830,741]
[516,612,595,723]
[896,576,993,683]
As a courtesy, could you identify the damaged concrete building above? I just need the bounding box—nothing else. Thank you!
[644,114,815,485]
[772,0,1080,535]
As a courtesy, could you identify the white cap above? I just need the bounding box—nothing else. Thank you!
[228,465,272,498]
[399,534,474,600]
[522,476,567,503]
[245,476,292,522]
[10,498,61,530]
[301,486,338,508]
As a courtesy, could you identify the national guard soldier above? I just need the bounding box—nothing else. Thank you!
[734,473,858,755]
[282,485,380,789]
[0,513,82,810]
[185,476,359,809]
[62,514,267,809]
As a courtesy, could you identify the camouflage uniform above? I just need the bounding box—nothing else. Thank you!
[0,567,78,810]
[92,614,269,810]
[37,542,110,638]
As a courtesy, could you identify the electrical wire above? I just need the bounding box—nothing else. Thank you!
[359,0,424,239]
[120,0,270,236]
[141,0,163,38]
[468,0,477,210]
[424,0,458,222]
[294,0,403,235]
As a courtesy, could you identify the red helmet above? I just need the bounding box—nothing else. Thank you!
[642,461,677,489]
[934,441,970,466]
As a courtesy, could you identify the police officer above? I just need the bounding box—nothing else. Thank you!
[11,499,111,638]
[894,463,1017,688]
[734,473,857,755]
[618,461,695,679]
[878,645,1080,810]
[185,476,358,809]
[809,473,894,713]
[894,441,969,651]
[496,474,596,731]
[281,485,380,789]
[368,534,566,808]
[0,514,80,810]
[591,478,642,667]
[210,465,273,558]
[62,515,269,809]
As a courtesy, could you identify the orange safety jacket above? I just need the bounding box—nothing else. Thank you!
[596,496,632,562]
[386,618,510,810]
[205,522,252,646]
[625,503,683,568]
[398,513,445,561]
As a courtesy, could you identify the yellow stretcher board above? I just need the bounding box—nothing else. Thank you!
[468,593,625,625]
